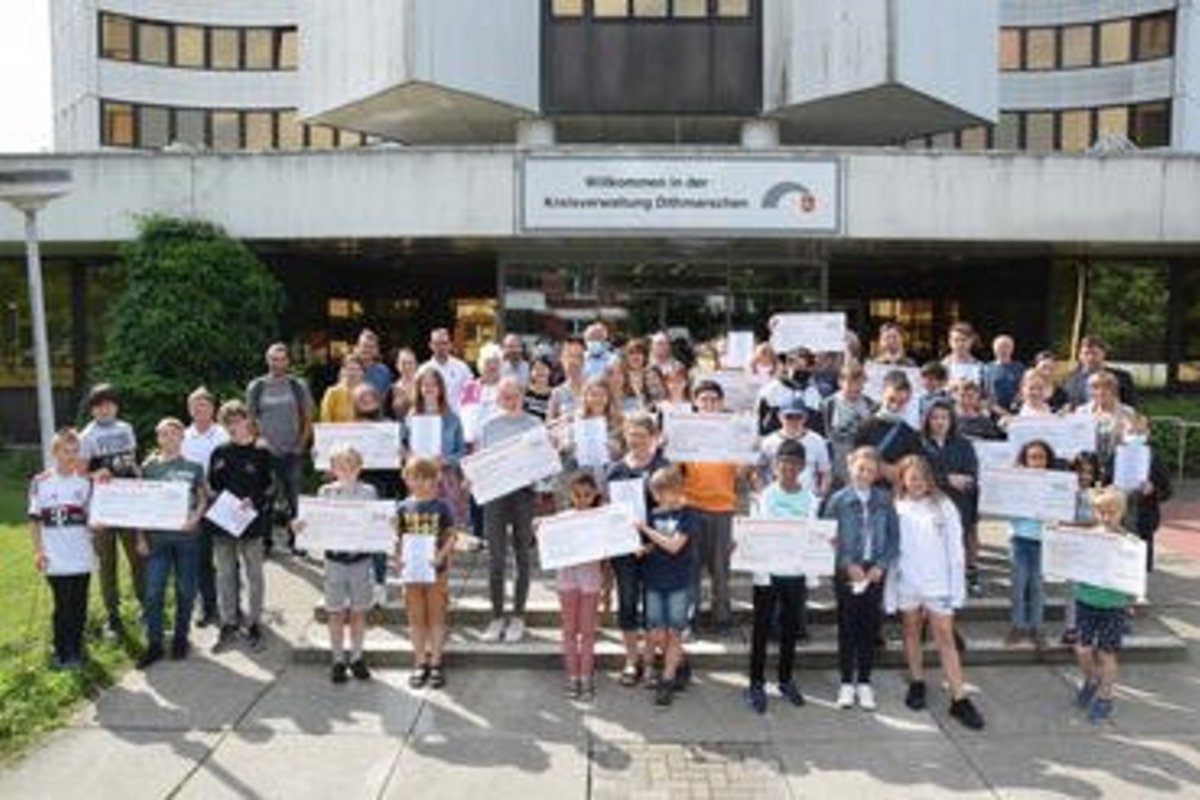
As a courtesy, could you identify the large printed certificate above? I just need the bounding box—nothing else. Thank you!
[461,426,563,504]
[294,496,396,553]
[204,491,258,537]
[1042,524,1147,599]
[731,518,837,578]
[407,415,443,458]
[663,411,758,464]
[724,331,755,369]
[312,422,402,470]
[1113,442,1152,491]
[1005,415,1097,459]
[89,479,190,531]
[978,467,1078,522]
[536,506,641,570]
[769,312,846,353]
[706,370,766,413]
[608,477,648,524]
[972,440,1017,471]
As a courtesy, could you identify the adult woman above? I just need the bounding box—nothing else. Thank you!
[319,354,365,423]
[390,347,420,419]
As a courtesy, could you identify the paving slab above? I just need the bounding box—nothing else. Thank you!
[591,741,791,800]
[235,666,423,736]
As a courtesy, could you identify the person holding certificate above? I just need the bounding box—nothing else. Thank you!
[853,370,923,488]
[1002,440,1058,648]
[134,418,207,670]
[407,366,468,530]
[352,383,404,608]
[561,378,624,488]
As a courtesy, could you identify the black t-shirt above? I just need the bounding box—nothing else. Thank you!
[397,497,455,574]
[643,506,697,591]
[605,451,670,514]
[854,416,923,465]
[523,387,552,421]
[207,442,274,538]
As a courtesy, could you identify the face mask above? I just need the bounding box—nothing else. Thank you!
[1124,434,1147,446]
[586,341,605,357]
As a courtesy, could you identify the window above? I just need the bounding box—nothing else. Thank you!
[277,111,304,149]
[958,126,988,151]
[1024,112,1055,151]
[998,29,1021,71]
[210,28,241,70]
[1135,13,1173,60]
[1025,28,1056,70]
[138,105,170,148]
[673,0,708,16]
[1097,105,1129,139]
[1099,20,1132,65]
[994,113,1020,149]
[137,21,170,65]
[212,111,241,149]
[102,102,134,147]
[717,0,750,16]
[244,111,274,149]
[279,29,299,69]
[632,0,667,16]
[244,29,274,70]
[593,0,629,17]
[307,125,336,149]
[337,130,363,148]
[1131,101,1170,147]
[174,25,205,68]
[175,108,206,146]
[930,131,955,149]
[100,13,133,61]
[1061,25,1093,68]
[1060,109,1092,151]
[551,0,584,15]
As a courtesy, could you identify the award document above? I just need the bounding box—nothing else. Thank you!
[972,440,1017,471]
[608,477,648,524]
[536,506,641,570]
[294,497,396,553]
[731,517,837,579]
[706,370,766,414]
[978,467,1078,522]
[724,331,755,369]
[572,417,610,468]
[204,491,258,537]
[663,411,758,464]
[313,422,402,470]
[1042,524,1147,599]
[399,535,437,584]
[461,426,564,504]
[1005,415,1097,459]
[769,312,846,353]
[408,415,443,458]
[1112,442,1152,491]
[89,479,190,531]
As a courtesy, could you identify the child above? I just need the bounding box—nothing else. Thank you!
[1061,452,1101,645]
[1004,440,1057,647]
[29,428,93,669]
[744,439,815,714]
[758,398,832,498]
[888,455,985,730]
[918,362,952,420]
[638,466,697,707]
[397,456,457,689]
[952,380,1005,441]
[552,472,606,701]
[207,401,274,654]
[821,446,899,711]
[135,418,207,668]
[820,361,877,488]
[353,383,402,608]
[1074,487,1139,723]
[312,445,379,683]
[854,370,924,487]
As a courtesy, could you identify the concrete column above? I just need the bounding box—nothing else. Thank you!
[740,118,780,149]
[516,118,556,149]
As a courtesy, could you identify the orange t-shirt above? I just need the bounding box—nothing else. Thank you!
[682,462,738,513]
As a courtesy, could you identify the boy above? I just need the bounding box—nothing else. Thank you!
[207,400,274,654]
[29,428,94,669]
[918,362,952,420]
[744,439,816,713]
[182,386,229,629]
[854,371,923,488]
[821,362,878,488]
[396,457,457,689]
[637,466,697,707]
[135,418,208,668]
[758,398,832,498]
[79,383,143,638]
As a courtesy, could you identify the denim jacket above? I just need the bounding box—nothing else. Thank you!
[821,485,900,569]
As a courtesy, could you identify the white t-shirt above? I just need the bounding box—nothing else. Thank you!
[182,423,230,477]
[759,429,831,487]
[422,356,474,412]
[28,471,94,576]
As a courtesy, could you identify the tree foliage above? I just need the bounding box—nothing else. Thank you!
[98,215,284,442]
[1085,262,1169,362]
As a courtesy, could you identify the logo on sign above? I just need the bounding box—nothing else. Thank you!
[761,181,818,217]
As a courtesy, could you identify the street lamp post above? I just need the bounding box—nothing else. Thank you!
[0,169,72,468]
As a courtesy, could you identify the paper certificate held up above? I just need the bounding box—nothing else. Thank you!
[89,479,190,531]
[1042,524,1147,599]
[400,535,437,584]
[663,411,758,464]
[769,312,846,354]
[730,517,836,579]
[608,477,648,524]
[978,467,1078,522]
[1112,442,1151,491]
[461,426,564,505]
[204,491,258,537]
[572,417,609,468]
[408,415,443,458]
[313,422,401,470]
[1005,415,1097,459]
[724,331,755,369]
[536,506,641,570]
[706,370,765,414]
[294,496,396,553]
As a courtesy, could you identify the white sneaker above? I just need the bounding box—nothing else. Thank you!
[372,584,388,608]
[836,683,856,709]
[856,683,877,711]
[503,617,526,643]
[481,618,507,643]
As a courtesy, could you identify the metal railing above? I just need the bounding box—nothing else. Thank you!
[1148,415,1200,483]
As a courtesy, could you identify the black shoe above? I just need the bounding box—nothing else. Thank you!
[778,680,806,707]
[137,645,164,670]
[905,680,927,711]
[654,681,673,707]
[409,665,430,689]
[950,697,985,730]
[195,611,218,629]
[428,665,446,689]
[349,658,371,681]
[170,639,190,660]
[212,625,238,654]
[245,624,265,652]
[331,661,349,684]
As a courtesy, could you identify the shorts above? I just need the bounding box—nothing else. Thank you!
[324,559,374,612]
[644,587,689,631]
[896,589,956,617]
[1076,601,1129,653]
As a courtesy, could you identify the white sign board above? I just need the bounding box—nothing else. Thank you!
[1042,524,1146,599]
[731,517,837,579]
[769,312,847,353]
[978,467,1078,522]
[313,422,402,471]
[295,497,396,553]
[90,479,190,531]
[536,506,642,570]
[1006,415,1097,459]
[461,427,564,504]
[663,411,759,464]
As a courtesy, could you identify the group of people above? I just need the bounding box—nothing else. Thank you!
[27,318,1167,729]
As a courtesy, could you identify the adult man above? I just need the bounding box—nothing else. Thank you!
[355,329,393,397]
[1063,336,1138,409]
[873,322,915,366]
[422,328,473,411]
[181,386,229,627]
[246,343,314,554]
[500,333,530,386]
[982,334,1025,411]
[582,321,616,380]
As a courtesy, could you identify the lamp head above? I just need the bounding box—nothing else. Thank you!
[0,169,72,212]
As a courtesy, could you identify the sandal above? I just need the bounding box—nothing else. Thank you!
[619,661,643,687]
[428,665,446,689]
[408,664,430,689]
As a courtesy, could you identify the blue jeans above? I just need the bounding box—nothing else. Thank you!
[1010,537,1044,629]
[145,533,200,648]
[271,452,303,520]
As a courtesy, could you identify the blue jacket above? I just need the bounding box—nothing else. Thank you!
[821,485,900,569]
[402,411,465,467]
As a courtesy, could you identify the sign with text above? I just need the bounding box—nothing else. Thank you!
[520,156,841,234]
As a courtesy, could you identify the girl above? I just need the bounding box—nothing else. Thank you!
[654,362,693,420]
[319,354,365,423]
[408,366,468,533]
[606,358,645,415]
[565,378,625,490]
[623,338,662,404]
[353,383,402,607]
[821,361,878,488]
[821,446,899,711]
[390,347,420,419]
[889,455,985,730]
[1031,351,1070,412]
[1074,371,1137,481]
[1005,439,1057,647]
[748,342,778,381]
[523,356,554,421]
[552,472,606,701]
[920,401,982,597]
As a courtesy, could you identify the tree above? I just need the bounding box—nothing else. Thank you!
[97,215,285,443]
[1085,262,1169,362]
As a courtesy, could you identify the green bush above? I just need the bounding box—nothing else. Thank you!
[1142,394,1200,479]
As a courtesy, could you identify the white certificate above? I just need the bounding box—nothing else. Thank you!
[731,517,837,578]
[1113,442,1151,491]
[663,411,758,464]
[972,440,1017,471]
[769,312,846,353]
[536,505,641,570]
[706,369,766,414]
[400,535,437,584]
[294,496,396,552]
[1005,415,1097,459]
[608,477,648,524]
[947,362,983,385]
[978,467,1078,522]
[408,415,443,458]
[461,426,564,504]
[863,362,923,402]
[313,422,401,470]
[573,417,610,468]
[724,331,755,369]
[204,490,257,537]
[89,479,190,531]
[1042,524,1147,599]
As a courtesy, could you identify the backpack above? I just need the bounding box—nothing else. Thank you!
[247,375,309,422]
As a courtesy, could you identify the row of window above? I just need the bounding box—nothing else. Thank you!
[905,101,1171,152]
[99,12,298,71]
[550,0,751,19]
[100,101,370,151]
[999,11,1172,72]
